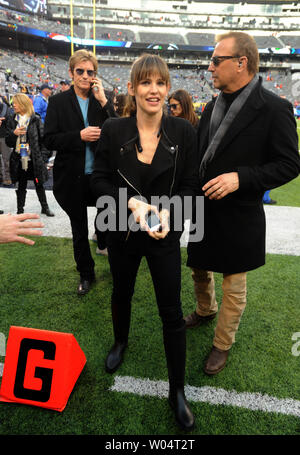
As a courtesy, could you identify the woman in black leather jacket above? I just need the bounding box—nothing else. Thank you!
[91,54,199,431]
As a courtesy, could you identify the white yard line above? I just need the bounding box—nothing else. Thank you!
[110,375,300,418]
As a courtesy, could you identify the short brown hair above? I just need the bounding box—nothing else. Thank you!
[124,54,171,117]
[215,32,259,75]
[69,49,98,73]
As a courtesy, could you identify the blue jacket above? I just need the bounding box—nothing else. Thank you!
[33,94,48,122]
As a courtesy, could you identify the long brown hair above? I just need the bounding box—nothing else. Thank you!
[168,89,198,127]
[124,54,171,117]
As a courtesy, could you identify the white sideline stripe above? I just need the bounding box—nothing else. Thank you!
[0,362,3,377]
[110,376,300,418]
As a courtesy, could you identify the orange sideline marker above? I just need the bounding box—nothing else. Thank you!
[0,326,86,411]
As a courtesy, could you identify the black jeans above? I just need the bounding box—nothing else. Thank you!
[68,174,96,280]
[107,232,184,341]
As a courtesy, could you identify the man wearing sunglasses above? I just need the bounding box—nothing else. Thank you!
[186,32,300,375]
[44,49,116,295]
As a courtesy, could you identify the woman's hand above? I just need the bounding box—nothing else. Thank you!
[128,198,170,240]
[151,208,170,240]
[128,197,159,238]
[14,126,27,136]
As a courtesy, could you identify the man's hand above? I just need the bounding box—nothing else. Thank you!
[80,126,101,142]
[91,77,107,107]
[202,172,239,200]
[0,213,44,245]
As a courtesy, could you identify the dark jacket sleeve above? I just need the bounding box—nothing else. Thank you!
[36,116,52,162]
[237,99,300,192]
[5,116,17,149]
[43,96,82,153]
[175,120,200,199]
[91,118,121,200]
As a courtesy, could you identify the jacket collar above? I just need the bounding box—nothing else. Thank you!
[200,76,266,157]
[118,115,178,195]
[68,85,95,124]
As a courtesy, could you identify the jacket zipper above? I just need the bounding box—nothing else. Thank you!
[117,168,142,241]
[169,145,178,198]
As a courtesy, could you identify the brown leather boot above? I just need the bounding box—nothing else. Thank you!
[184,311,216,328]
[204,346,229,375]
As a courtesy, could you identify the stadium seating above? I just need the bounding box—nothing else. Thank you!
[1,48,298,106]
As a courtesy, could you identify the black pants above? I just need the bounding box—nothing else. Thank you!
[107,232,184,341]
[68,174,95,280]
[17,162,49,210]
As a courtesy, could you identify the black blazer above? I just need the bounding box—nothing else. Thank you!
[187,77,300,273]
[43,86,117,214]
[91,114,199,245]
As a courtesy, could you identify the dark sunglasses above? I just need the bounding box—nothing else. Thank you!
[168,103,180,110]
[75,68,96,77]
[210,55,240,67]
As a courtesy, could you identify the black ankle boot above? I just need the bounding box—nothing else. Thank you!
[105,300,131,373]
[16,189,26,214]
[36,186,55,216]
[105,341,127,373]
[169,387,195,431]
[41,207,55,217]
[163,323,195,431]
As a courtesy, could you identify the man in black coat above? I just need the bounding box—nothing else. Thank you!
[44,50,116,295]
[185,32,300,374]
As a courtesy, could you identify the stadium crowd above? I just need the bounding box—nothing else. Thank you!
[1,31,300,432]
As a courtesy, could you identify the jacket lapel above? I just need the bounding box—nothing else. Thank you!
[117,116,177,195]
[68,86,85,124]
[198,100,214,157]
[212,79,266,158]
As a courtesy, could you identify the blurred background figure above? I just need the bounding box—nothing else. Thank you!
[263,190,277,205]
[115,93,127,117]
[33,83,53,123]
[168,89,199,129]
[60,80,71,92]
[0,95,14,190]
[5,93,54,217]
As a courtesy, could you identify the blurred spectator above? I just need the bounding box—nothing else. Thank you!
[60,80,71,92]
[33,83,53,122]
[168,89,199,128]
[0,96,14,187]
[5,93,54,217]
[115,93,127,117]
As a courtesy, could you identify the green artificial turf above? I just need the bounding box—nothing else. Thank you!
[0,238,299,435]
[269,119,299,207]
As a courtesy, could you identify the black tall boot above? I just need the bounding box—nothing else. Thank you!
[16,189,26,214]
[105,301,131,374]
[35,185,54,216]
[163,323,195,431]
